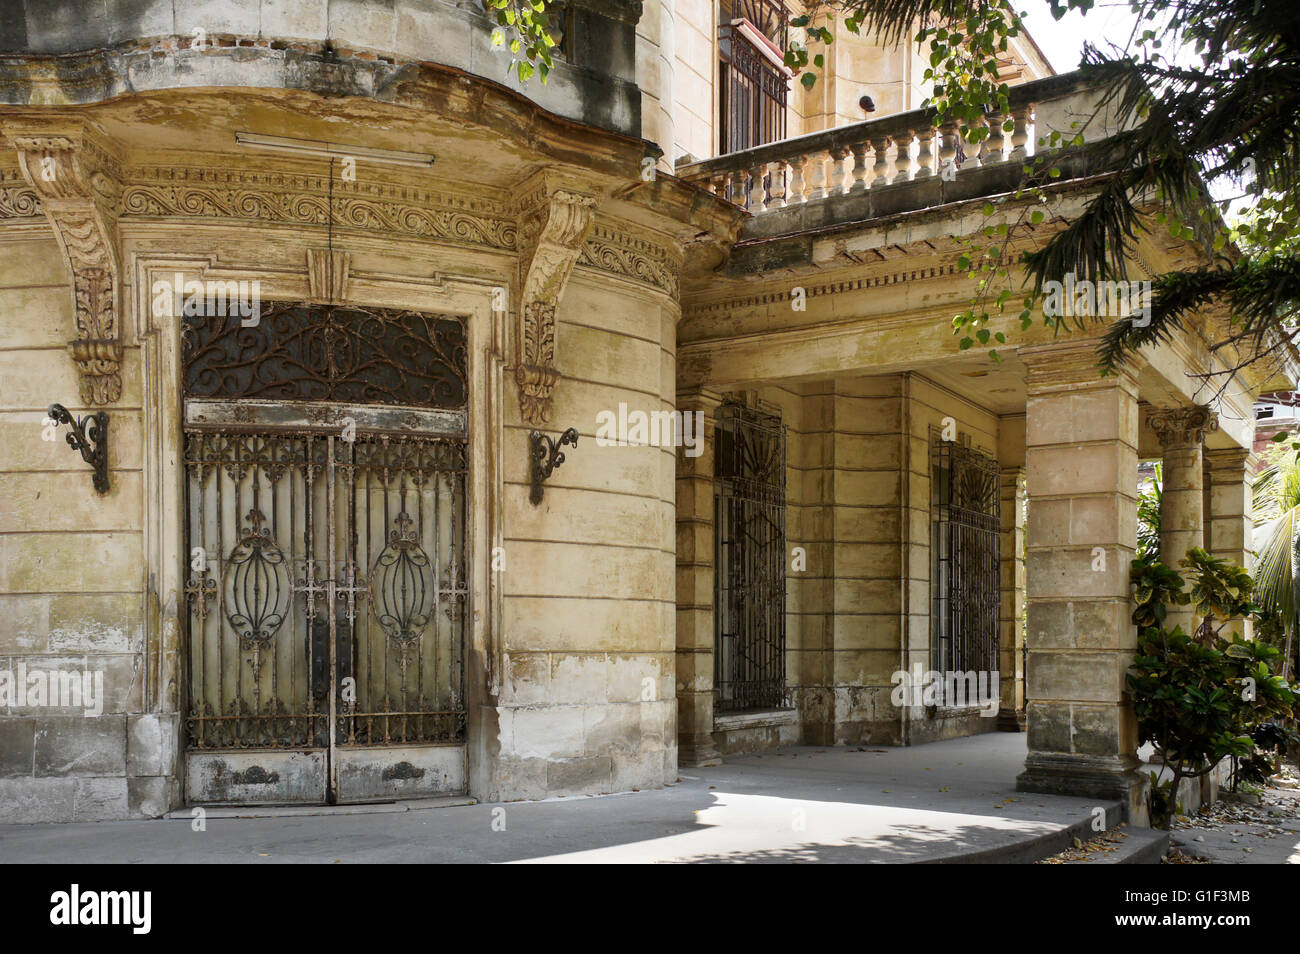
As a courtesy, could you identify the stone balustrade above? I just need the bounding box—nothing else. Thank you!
[676,71,1119,215]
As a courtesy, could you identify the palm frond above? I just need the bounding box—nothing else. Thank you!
[1253,505,1298,629]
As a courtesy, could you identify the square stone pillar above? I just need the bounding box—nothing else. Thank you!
[1206,446,1258,638]
[998,465,1027,729]
[1016,343,1143,816]
[1149,406,1218,634]
[675,388,722,766]
[1205,447,1257,572]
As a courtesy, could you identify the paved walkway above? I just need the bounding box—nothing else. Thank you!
[0,734,1121,863]
[1170,774,1300,864]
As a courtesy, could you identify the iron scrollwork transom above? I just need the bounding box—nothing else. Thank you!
[182,302,468,409]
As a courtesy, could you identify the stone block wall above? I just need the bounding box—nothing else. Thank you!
[671,0,716,162]
[483,274,679,800]
[784,381,835,744]
[0,235,171,820]
[0,187,695,818]
[822,375,909,745]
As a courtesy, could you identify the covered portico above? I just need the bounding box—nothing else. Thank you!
[671,71,1285,819]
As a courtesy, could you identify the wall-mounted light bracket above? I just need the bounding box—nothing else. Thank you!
[529,427,579,505]
[47,403,109,494]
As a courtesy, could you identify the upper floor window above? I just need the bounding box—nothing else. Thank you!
[719,0,790,154]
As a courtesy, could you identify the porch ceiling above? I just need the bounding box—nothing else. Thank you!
[920,358,1028,416]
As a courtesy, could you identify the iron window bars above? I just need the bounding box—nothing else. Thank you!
[719,0,790,157]
[714,401,789,714]
[930,431,1002,678]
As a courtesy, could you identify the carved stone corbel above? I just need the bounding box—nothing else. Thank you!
[514,174,597,425]
[8,125,123,405]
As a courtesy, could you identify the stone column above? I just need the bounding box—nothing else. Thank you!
[1016,343,1143,818]
[1149,406,1218,634]
[676,388,722,766]
[1203,459,1214,555]
[1206,446,1258,639]
[997,465,1027,730]
[1205,447,1256,572]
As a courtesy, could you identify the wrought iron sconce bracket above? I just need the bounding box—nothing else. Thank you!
[47,403,109,494]
[529,427,578,505]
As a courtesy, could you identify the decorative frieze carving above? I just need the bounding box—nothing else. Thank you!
[112,166,678,298]
[8,127,124,405]
[579,222,681,299]
[1147,405,1219,446]
[123,167,520,251]
[0,168,41,218]
[514,176,597,425]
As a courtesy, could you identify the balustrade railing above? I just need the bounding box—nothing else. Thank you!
[677,72,1118,216]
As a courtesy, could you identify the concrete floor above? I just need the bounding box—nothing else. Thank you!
[1170,781,1300,864]
[0,734,1122,863]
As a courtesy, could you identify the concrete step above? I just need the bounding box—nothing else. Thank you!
[927,800,1126,864]
[1059,826,1171,864]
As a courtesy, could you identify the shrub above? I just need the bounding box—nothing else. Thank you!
[1127,549,1299,826]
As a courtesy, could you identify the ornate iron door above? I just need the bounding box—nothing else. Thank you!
[181,304,469,805]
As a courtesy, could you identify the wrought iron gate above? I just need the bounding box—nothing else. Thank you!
[930,434,1001,676]
[714,402,788,713]
[181,303,469,804]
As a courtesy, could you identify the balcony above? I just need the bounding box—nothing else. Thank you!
[677,71,1125,242]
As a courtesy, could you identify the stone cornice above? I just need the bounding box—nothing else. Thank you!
[682,261,962,320]
[0,36,644,146]
[1019,341,1141,394]
[1204,445,1257,472]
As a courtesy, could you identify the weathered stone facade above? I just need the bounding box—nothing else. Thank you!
[0,0,1292,824]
